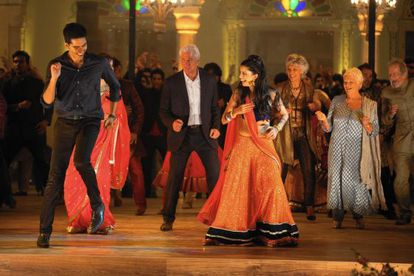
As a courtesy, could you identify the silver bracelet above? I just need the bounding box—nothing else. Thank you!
[225,112,232,122]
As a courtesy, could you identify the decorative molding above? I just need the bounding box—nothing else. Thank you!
[341,21,351,70]
[222,19,244,84]
[388,20,399,58]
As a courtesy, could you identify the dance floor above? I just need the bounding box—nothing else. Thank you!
[0,195,413,275]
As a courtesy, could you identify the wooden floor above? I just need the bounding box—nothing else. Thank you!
[0,193,413,275]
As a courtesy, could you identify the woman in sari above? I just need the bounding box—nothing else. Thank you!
[64,75,130,234]
[197,55,298,247]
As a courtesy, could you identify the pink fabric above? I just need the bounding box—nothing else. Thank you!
[64,93,130,232]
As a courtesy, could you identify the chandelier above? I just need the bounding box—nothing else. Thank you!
[351,0,397,36]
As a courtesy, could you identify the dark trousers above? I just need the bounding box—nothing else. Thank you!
[39,117,101,233]
[0,140,13,205]
[393,152,414,216]
[141,134,167,197]
[5,125,49,193]
[163,127,220,223]
[282,135,316,207]
[381,166,396,212]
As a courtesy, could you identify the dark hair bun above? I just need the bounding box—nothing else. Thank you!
[247,55,262,65]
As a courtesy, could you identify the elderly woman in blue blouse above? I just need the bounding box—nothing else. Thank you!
[315,67,386,229]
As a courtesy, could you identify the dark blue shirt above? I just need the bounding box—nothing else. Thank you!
[41,52,120,119]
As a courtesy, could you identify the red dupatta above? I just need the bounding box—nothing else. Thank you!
[197,97,281,225]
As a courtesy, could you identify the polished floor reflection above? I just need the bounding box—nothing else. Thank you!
[0,194,413,275]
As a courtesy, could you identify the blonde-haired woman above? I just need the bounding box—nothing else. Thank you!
[316,67,386,229]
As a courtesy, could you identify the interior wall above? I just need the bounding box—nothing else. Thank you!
[245,28,334,80]
[196,0,223,70]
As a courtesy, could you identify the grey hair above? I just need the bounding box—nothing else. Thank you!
[343,67,364,85]
[285,53,309,78]
[388,58,408,77]
[179,44,200,61]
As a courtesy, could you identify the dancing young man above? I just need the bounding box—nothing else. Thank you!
[37,23,120,248]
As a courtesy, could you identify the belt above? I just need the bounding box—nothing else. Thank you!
[66,115,85,120]
[188,125,201,129]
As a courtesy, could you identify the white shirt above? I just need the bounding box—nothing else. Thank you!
[184,71,202,126]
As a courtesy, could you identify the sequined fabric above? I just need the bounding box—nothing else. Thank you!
[199,102,299,246]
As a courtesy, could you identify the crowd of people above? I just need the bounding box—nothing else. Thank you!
[0,23,412,249]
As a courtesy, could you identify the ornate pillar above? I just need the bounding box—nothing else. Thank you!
[77,1,102,53]
[340,20,351,72]
[173,5,201,67]
[23,0,76,77]
[222,20,245,84]
[219,0,244,84]
[388,20,399,58]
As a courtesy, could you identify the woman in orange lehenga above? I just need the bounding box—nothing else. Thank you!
[197,55,298,247]
[64,78,130,234]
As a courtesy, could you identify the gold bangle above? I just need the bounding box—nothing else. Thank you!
[274,124,282,131]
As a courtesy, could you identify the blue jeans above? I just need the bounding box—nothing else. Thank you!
[39,117,101,233]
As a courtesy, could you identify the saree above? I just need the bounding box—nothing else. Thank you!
[64,92,131,234]
[197,97,298,247]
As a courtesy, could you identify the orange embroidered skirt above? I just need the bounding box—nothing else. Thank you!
[200,134,299,247]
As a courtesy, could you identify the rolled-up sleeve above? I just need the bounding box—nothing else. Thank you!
[102,61,121,102]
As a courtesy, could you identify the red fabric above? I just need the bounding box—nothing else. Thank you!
[197,97,280,225]
[130,155,146,208]
[64,94,130,232]
[148,122,162,136]
[152,148,223,193]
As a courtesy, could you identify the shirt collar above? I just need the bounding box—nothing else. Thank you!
[183,70,200,84]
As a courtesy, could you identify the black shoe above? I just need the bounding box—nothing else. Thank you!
[13,191,28,196]
[306,206,316,221]
[3,196,16,209]
[37,233,51,248]
[160,221,173,231]
[88,204,105,234]
[396,213,412,225]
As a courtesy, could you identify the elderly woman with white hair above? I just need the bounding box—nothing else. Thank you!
[275,53,321,221]
[316,67,386,229]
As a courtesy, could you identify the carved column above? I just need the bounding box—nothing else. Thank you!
[173,5,201,67]
[340,20,351,71]
[219,0,244,84]
[222,20,245,84]
[388,20,398,58]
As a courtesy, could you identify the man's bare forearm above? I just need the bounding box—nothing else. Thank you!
[43,79,57,105]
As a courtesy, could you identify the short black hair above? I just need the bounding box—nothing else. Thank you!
[12,50,30,64]
[63,23,87,44]
[358,62,373,72]
[358,62,377,80]
[332,73,343,86]
[151,68,165,79]
[203,62,222,77]
[273,72,288,85]
[112,57,122,69]
[404,57,414,64]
